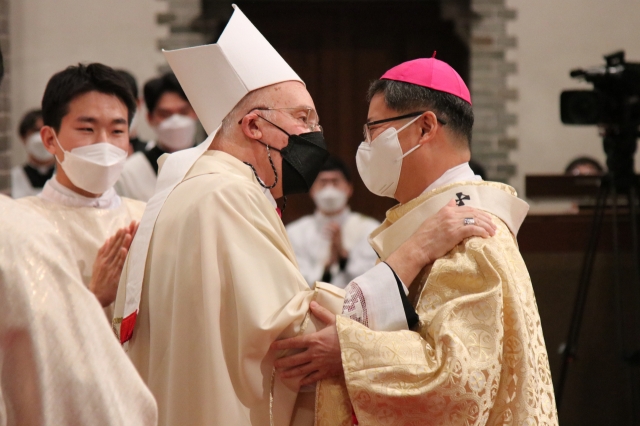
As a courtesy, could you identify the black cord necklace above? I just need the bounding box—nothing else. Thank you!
[243,143,278,189]
[243,144,287,214]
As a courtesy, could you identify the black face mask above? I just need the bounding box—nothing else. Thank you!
[249,116,329,195]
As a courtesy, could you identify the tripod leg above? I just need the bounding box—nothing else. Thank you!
[626,186,640,424]
[556,181,608,409]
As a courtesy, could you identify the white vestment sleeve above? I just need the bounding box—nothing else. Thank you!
[341,262,408,331]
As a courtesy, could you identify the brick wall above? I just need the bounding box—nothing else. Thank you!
[470,0,517,183]
[160,0,518,183]
[157,0,204,72]
[0,0,9,194]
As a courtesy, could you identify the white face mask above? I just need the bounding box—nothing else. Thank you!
[313,185,348,214]
[156,114,197,152]
[26,133,54,162]
[54,135,127,195]
[356,115,422,198]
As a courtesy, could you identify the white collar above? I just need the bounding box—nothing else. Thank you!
[39,176,122,210]
[422,162,482,195]
[262,187,278,209]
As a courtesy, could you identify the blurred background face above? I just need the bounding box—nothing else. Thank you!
[147,92,196,126]
[21,117,43,144]
[309,170,352,200]
[42,91,130,160]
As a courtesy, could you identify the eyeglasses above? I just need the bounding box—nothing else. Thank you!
[253,107,323,134]
[363,111,447,143]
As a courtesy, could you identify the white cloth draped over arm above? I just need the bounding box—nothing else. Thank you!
[341,262,409,332]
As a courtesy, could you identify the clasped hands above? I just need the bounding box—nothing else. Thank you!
[271,200,496,386]
[89,221,139,307]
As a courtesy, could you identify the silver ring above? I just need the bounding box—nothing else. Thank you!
[463,217,475,226]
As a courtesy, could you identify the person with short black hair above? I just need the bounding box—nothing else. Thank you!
[565,156,604,176]
[1,57,157,425]
[115,72,199,201]
[286,156,380,288]
[17,62,145,318]
[116,69,147,154]
[11,109,55,198]
[274,57,557,425]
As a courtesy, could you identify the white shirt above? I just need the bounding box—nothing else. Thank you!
[346,162,483,332]
[114,151,157,202]
[40,176,122,210]
[10,164,53,199]
[286,208,380,289]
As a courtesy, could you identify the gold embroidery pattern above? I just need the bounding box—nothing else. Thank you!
[317,182,557,425]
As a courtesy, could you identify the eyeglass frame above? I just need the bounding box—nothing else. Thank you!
[238,106,323,134]
[363,111,447,143]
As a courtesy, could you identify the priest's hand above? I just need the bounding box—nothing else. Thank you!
[386,199,496,286]
[271,301,343,386]
[89,221,139,307]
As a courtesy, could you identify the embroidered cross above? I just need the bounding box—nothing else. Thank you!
[456,192,470,206]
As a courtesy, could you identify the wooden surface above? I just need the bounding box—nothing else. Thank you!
[520,213,640,425]
[237,1,470,224]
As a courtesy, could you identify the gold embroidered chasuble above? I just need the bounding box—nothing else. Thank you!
[316,181,558,426]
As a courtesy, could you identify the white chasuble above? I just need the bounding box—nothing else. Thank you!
[113,150,344,426]
[316,181,558,426]
[17,195,145,320]
[0,196,157,426]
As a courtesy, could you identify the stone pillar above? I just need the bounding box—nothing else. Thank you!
[470,0,517,183]
[0,0,10,195]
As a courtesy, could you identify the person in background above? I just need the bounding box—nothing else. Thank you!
[565,156,604,176]
[115,72,198,201]
[116,69,147,154]
[11,109,55,198]
[18,63,145,319]
[286,156,380,288]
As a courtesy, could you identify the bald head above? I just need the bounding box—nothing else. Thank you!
[211,80,318,199]
[218,81,312,140]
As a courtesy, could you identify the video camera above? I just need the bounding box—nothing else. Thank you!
[561,51,640,127]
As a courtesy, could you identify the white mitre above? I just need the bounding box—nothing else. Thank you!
[116,4,303,344]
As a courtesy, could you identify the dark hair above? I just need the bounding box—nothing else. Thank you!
[19,109,43,139]
[41,63,136,131]
[367,79,474,145]
[116,69,139,100]
[143,72,187,114]
[564,156,604,174]
[468,159,487,180]
[319,156,351,182]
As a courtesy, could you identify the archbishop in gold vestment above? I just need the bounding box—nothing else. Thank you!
[317,181,558,426]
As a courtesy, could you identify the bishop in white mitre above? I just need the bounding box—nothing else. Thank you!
[113,6,495,426]
[0,195,157,426]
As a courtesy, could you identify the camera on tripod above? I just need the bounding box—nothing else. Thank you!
[560,51,640,127]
